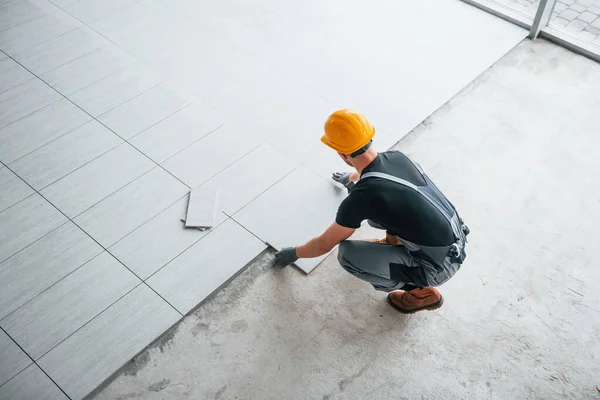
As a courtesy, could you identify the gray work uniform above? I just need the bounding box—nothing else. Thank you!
[336,152,468,291]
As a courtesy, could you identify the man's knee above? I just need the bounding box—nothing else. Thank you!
[337,240,360,273]
[337,240,351,265]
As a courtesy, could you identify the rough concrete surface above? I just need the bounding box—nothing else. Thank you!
[91,40,600,400]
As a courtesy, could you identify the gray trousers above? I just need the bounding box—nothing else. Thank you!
[337,240,430,292]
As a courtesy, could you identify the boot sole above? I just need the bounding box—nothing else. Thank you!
[386,293,444,314]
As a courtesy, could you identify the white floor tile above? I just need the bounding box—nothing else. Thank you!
[130,101,225,163]
[303,143,350,183]
[41,143,155,218]
[0,99,91,164]
[64,0,145,24]
[74,167,188,247]
[109,13,200,62]
[2,252,140,360]
[147,219,266,314]
[10,120,122,190]
[0,222,102,320]
[262,121,326,165]
[0,364,67,400]
[162,123,261,187]
[68,63,165,117]
[38,284,180,400]
[50,0,81,7]
[110,196,208,280]
[0,166,34,213]
[89,0,179,43]
[98,81,195,139]
[0,79,61,130]
[0,194,67,264]
[198,143,296,223]
[0,330,31,387]
[233,167,346,273]
[13,27,108,76]
[0,13,82,55]
[0,58,33,94]
[41,45,134,95]
[0,1,44,33]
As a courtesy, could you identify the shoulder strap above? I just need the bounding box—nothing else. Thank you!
[361,171,455,225]
[361,172,418,190]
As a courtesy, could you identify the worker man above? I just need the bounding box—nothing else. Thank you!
[274,109,469,314]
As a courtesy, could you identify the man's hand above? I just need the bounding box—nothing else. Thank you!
[332,172,356,192]
[332,172,351,186]
[274,247,298,266]
[296,223,355,258]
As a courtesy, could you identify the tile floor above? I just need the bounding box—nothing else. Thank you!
[0,0,525,398]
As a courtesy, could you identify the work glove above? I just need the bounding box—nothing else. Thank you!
[274,247,298,266]
[332,172,355,192]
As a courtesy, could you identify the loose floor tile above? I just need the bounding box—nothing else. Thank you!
[0,58,33,94]
[68,62,165,117]
[185,187,219,228]
[0,78,61,130]
[41,143,155,218]
[13,26,108,76]
[198,143,297,225]
[147,219,266,314]
[38,284,180,400]
[0,329,31,387]
[0,13,81,55]
[74,167,188,247]
[41,45,134,95]
[110,196,208,280]
[0,364,67,400]
[0,194,67,264]
[10,120,122,190]
[2,252,140,360]
[233,167,346,273]
[130,101,225,163]
[98,81,195,139]
[0,166,34,213]
[0,98,91,164]
[0,222,102,320]
[162,123,262,187]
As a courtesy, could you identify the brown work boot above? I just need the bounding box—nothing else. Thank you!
[371,232,402,245]
[387,287,443,314]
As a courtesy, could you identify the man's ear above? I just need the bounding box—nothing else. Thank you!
[338,153,353,167]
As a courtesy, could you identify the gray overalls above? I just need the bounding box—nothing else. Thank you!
[337,160,468,291]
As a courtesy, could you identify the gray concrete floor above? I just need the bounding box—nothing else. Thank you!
[91,39,600,400]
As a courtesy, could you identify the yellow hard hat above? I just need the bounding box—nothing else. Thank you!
[321,109,375,155]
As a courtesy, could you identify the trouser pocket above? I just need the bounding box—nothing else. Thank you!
[389,262,429,288]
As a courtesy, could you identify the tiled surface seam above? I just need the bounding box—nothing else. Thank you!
[0,326,71,399]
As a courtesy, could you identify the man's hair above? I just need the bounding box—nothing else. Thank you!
[349,141,372,158]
